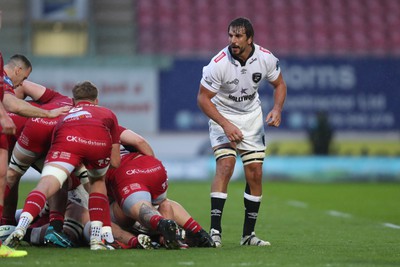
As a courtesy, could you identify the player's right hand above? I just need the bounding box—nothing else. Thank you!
[0,116,17,135]
[223,123,243,143]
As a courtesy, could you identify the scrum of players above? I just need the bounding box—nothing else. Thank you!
[0,54,215,257]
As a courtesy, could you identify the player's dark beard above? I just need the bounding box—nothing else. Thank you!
[230,45,245,56]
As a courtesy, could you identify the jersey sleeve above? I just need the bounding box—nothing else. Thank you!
[200,51,227,93]
[37,88,60,104]
[264,53,281,82]
[118,125,127,136]
[109,112,120,144]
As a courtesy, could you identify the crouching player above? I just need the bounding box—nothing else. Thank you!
[105,127,215,249]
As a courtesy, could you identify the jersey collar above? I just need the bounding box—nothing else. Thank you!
[3,71,13,87]
[228,43,255,67]
[75,100,95,107]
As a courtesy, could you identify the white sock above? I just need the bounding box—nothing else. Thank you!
[90,221,103,242]
[17,212,34,233]
[101,226,114,243]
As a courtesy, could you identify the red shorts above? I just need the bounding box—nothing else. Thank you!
[45,126,113,171]
[107,154,168,206]
[0,113,28,151]
[18,117,58,155]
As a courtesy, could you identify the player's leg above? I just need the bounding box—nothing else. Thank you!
[240,158,270,246]
[0,148,8,223]
[209,144,237,247]
[2,143,40,225]
[0,148,26,257]
[162,199,215,247]
[62,184,90,246]
[43,182,76,248]
[111,222,152,249]
[122,191,180,249]
[87,171,113,250]
[4,163,71,248]
[237,107,270,246]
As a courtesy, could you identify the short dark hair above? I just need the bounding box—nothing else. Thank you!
[8,54,32,71]
[228,17,254,40]
[72,81,98,101]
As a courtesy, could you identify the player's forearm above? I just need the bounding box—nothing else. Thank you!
[110,144,121,168]
[198,95,231,128]
[0,101,9,118]
[272,83,287,112]
[4,95,51,118]
[120,129,155,156]
[135,139,154,156]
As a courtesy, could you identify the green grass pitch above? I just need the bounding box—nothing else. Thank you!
[3,180,400,267]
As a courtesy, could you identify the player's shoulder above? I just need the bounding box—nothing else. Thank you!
[253,43,276,59]
[209,47,232,66]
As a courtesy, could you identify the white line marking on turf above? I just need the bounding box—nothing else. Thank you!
[178,262,194,266]
[382,223,400,229]
[326,210,352,218]
[232,263,264,266]
[287,200,308,208]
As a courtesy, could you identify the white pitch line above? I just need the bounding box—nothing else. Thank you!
[287,200,308,208]
[326,210,352,218]
[382,223,400,229]
[178,262,194,266]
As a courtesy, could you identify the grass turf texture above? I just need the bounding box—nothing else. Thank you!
[3,181,399,267]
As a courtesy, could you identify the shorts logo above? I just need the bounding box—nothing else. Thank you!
[130,183,141,191]
[51,151,60,159]
[122,186,130,195]
[252,73,262,83]
[216,136,225,143]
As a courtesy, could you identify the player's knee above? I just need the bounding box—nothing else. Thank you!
[8,154,30,175]
[41,165,69,188]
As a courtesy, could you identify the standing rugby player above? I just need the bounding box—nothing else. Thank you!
[197,17,287,247]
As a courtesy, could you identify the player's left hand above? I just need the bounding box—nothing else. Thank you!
[48,105,72,118]
[266,109,281,127]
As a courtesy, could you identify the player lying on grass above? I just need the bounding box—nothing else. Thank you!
[109,197,215,248]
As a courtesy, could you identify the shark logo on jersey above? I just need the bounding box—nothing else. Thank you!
[204,76,213,87]
[227,79,239,85]
[249,58,257,64]
[253,73,262,83]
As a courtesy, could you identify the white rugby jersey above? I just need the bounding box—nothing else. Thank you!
[200,43,280,115]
